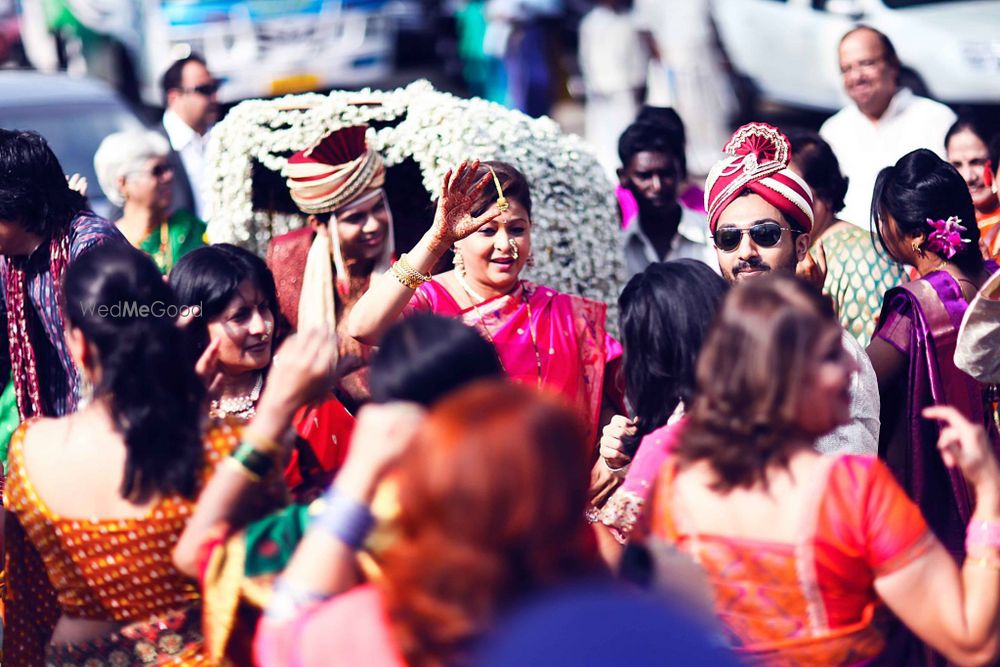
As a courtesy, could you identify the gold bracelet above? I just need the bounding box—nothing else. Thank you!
[223,456,262,483]
[241,428,283,457]
[390,253,432,290]
[966,556,1000,571]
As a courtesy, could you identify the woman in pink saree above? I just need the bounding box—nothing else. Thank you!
[348,160,624,446]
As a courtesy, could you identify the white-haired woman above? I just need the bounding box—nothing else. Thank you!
[94,129,206,273]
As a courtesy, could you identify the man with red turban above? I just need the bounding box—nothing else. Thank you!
[705,122,879,455]
[267,125,393,410]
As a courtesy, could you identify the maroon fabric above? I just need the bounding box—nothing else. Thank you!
[266,227,315,331]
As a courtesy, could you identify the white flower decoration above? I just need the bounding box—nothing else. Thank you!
[205,81,624,322]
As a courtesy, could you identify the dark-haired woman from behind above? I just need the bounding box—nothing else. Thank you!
[592,260,727,546]
[174,314,504,663]
[170,243,355,501]
[0,245,336,665]
[649,274,1000,665]
[785,128,907,346]
[867,149,999,562]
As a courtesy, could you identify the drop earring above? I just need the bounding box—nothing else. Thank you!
[77,374,94,409]
[452,245,465,273]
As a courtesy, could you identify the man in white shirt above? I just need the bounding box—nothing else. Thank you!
[618,115,717,277]
[820,26,955,228]
[578,0,648,181]
[160,54,220,220]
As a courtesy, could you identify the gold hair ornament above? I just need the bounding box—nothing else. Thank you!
[488,166,509,213]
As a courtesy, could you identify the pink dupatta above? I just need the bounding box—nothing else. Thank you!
[407,280,623,438]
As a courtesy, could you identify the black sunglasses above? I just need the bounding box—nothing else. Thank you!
[713,221,794,252]
[181,81,220,96]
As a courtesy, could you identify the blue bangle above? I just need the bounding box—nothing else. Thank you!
[310,485,375,551]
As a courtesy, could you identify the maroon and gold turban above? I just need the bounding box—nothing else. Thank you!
[283,125,387,214]
[705,123,814,233]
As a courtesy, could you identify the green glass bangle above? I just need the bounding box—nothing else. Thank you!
[230,442,277,478]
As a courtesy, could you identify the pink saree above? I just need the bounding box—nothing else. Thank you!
[407,280,623,438]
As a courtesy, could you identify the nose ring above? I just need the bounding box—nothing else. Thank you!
[508,238,519,261]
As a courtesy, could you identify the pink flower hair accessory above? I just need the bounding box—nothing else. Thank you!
[924,216,971,259]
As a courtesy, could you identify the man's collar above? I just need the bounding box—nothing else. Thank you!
[163,108,200,150]
[853,87,913,124]
[627,206,710,246]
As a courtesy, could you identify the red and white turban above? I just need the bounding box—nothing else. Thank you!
[283,125,387,215]
[705,123,814,233]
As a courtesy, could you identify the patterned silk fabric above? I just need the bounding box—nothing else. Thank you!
[3,421,239,664]
[820,224,907,347]
[651,455,935,666]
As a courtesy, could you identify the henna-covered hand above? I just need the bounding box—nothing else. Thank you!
[429,160,502,249]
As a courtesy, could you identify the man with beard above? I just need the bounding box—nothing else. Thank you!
[619,115,716,278]
[160,54,220,219]
[706,122,879,455]
[820,26,955,228]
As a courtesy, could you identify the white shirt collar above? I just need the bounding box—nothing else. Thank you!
[850,87,914,126]
[163,108,207,152]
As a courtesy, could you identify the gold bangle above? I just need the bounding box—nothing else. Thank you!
[223,456,262,483]
[390,253,432,290]
[966,556,1000,571]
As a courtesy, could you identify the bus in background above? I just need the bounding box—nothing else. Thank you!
[19,0,403,107]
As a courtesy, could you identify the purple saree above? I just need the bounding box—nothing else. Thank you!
[872,268,1000,667]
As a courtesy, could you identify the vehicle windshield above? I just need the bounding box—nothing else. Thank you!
[0,102,144,213]
[883,0,971,7]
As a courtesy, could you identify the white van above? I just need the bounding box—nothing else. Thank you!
[711,0,1000,111]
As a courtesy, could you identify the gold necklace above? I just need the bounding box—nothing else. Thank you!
[154,221,173,273]
[459,278,542,388]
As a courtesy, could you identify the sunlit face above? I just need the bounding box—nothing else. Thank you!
[714,194,809,284]
[208,280,275,375]
[333,189,391,262]
[619,150,681,210]
[838,29,897,116]
[794,326,857,437]
[121,156,174,214]
[171,60,219,134]
[455,198,532,296]
[947,129,997,213]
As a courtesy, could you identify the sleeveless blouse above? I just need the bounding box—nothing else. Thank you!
[3,421,239,621]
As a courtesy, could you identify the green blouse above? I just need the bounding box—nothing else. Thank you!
[137,209,207,274]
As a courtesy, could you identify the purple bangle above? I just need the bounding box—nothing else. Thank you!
[966,520,1000,551]
[310,485,375,551]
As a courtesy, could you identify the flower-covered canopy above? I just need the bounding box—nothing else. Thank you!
[204,80,624,308]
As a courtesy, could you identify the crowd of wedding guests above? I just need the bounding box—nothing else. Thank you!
[0,23,998,667]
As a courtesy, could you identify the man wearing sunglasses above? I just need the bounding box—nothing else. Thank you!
[160,54,221,220]
[705,122,879,456]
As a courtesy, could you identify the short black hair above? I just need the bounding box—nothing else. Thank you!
[840,25,900,70]
[785,127,849,214]
[169,243,283,359]
[618,260,728,454]
[0,129,89,237]
[160,54,208,104]
[369,314,504,406]
[618,109,687,178]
